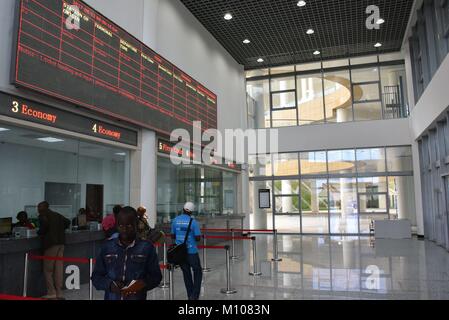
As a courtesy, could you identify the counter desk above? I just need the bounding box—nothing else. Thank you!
[158,214,245,230]
[157,214,246,246]
[0,230,105,298]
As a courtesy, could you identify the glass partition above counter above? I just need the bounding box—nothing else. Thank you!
[156,157,240,224]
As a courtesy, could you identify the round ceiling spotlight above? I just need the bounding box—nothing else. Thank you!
[313,50,321,55]
[224,13,233,20]
[374,42,382,48]
[257,58,264,63]
[297,1,307,7]
[376,18,385,25]
[306,29,315,35]
[243,39,251,44]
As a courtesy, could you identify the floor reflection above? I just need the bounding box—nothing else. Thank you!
[65,235,449,300]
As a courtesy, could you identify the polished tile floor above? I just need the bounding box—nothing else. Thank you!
[65,235,449,300]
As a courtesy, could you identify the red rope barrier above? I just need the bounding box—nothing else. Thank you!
[0,294,45,300]
[203,235,252,240]
[29,254,91,264]
[201,228,275,233]
[240,229,275,233]
[198,245,226,250]
[160,264,168,270]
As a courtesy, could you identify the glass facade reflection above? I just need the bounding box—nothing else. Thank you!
[246,53,409,129]
[156,157,239,224]
[249,146,415,235]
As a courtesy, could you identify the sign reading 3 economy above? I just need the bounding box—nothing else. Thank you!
[13,0,217,136]
[0,91,138,146]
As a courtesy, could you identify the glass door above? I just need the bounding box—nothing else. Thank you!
[273,180,301,233]
[443,177,449,250]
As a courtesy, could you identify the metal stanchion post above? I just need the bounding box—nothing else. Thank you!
[220,246,237,294]
[202,235,211,272]
[23,253,29,297]
[226,220,230,231]
[169,264,175,300]
[230,229,239,260]
[249,237,262,276]
[271,229,282,262]
[159,241,169,288]
[89,258,94,301]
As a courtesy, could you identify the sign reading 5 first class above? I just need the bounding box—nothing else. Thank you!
[13,0,217,136]
[0,91,138,146]
[157,139,242,172]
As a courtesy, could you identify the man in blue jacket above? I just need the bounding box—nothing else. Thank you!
[91,206,162,300]
[171,202,203,300]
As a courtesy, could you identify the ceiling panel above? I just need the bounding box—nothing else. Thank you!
[180,0,413,69]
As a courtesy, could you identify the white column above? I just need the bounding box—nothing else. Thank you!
[251,85,267,129]
[396,177,407,220]
[339,178,347,233]
[342,240,353,269]
[241,168,250,229]
[124,152,131,206]
[412,141,424,235]
[130,129,157,228]
[252,181,268,230]
[281,180,293,213]
[336,107,352,123]
[311,181,319,214]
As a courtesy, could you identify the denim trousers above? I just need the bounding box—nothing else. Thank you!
[180,253,203,300]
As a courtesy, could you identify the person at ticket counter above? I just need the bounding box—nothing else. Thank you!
[71,208,88,230]
[86,206,102,223]
[136,206,150,240]
[171,202,203,300]
[91,206,162,300]
[37,201,71,300]
[102,205,122,239]
[13,211,35,229]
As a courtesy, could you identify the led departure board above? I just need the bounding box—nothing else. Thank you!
[13,0,217,136]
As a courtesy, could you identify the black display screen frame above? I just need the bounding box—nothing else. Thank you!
[12,0,218,137]
[0,90,138,146]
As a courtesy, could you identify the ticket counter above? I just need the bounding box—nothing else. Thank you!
[0,230,105,298]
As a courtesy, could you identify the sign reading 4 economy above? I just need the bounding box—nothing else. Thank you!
[0,91,138,146]
[13,0,217,136]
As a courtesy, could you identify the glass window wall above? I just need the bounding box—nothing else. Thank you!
[301,179,329,234]
[323,70,353,123]
[156,158,239,224]
[247,80,271,128]
[249,146,415,235]
[274,153,299,176]
[245,53,408,130]
[0,123,130,223]
[297,73,325,125]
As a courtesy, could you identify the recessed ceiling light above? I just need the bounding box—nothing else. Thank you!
[224,13,233,20]
[313,50,321,55]
[257,58,264,63]
[243,39,251,44]
[297,1,307,7]
[37,137,65,143]
[115,152,126,156]
[376,18,385,25]
[306,29,314,35]
[374,42,382,48]
[0,128,10,132]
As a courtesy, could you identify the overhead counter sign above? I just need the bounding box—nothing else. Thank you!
[0,91,138,146]
[157,138,242,172]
